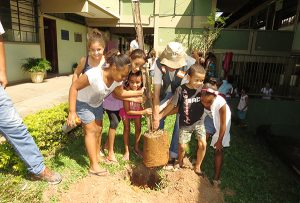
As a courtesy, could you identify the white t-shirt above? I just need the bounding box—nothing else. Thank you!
[77,67,122,108]
[130,40,139,50]
[148,57,157,71]
[261,87,273,99]
[204,95,231,147]
[0,21,5,35]
[237,94,248,111]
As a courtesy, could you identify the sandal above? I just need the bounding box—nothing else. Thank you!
[88,169,109,176]
[194,170,205,177]
[104,157,119,165]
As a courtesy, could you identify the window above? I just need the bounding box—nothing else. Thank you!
[74,32,82,42]
[61,30,69,40]
[0,0,38,43]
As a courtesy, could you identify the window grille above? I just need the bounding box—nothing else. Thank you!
[0,0,38,43]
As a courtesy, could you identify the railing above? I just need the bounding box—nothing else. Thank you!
[215,53,300,99]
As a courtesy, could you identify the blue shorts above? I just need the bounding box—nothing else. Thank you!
[237,110,246,120]
[204,116,216,135]
[76,100,103,124]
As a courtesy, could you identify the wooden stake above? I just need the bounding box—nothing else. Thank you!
[131,0,153,131]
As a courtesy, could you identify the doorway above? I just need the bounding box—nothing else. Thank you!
[43,18,58,73]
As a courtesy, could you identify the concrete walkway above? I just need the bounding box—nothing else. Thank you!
[5,75,72,118]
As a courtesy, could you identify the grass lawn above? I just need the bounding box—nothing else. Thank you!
[0,112,299,202]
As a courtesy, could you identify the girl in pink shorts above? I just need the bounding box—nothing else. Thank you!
[120,71,152,160]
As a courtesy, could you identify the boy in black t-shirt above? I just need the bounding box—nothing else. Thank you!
[159,64,206,176]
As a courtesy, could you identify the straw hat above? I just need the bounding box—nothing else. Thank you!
[159,42,187,69]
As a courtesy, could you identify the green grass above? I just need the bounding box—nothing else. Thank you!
[1,111,300,202]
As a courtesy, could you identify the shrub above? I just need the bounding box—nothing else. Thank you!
[21,58,52,73]
[0,103,79,173]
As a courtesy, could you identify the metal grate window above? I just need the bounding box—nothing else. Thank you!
[0,0,38,43]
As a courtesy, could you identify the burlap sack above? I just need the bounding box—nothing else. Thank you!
[143,130,169,168]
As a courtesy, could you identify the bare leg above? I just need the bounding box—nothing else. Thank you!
[178,143,186,166]
[107,127,117,161]
[122,119,131,160]
[214,149,224,181]
[95,119,102,162]
[195,137,207,174]
[83,121,103,172]
[133,118,142,156]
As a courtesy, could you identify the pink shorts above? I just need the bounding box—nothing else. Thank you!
[119,108,142,120]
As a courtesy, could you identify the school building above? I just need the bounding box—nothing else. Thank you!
[0,0,300,101]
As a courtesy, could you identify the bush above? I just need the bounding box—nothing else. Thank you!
[21,58,52,73]
[0,103,78,173]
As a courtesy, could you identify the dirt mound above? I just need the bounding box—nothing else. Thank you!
[52,166,224,203]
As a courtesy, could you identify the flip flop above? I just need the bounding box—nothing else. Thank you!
[88,169,109,176]
[104,157,119,165]
[194,170,205,177]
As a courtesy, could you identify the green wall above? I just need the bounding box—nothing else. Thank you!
[231,98,300,138]
[159,0,211,16]
[55,18,87,74]
[122,0,154,16]
[255,30,294,52]
[213,29,250,50]
[4,43,41,82]
[292,23,300,52]
[157,27,204,52]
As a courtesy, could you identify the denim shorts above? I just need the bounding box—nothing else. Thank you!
[76,100,103,124]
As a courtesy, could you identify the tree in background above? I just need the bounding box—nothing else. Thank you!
[175,12,228,59]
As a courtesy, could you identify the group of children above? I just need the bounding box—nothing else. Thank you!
[66,29,239,186]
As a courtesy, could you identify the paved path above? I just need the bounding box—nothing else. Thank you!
[5,75,72,117]
[0,75,72,142]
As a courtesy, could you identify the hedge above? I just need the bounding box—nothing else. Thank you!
[0,103,80,173]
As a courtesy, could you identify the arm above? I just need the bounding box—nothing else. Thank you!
[0,36,8,88]
[113,85,143,98]
[67,74,90,126]
[124,100,152,116]
[72,57,86,83]
[112,92,143,103]
[159,102,178,118]
[214,104,226,150]
[153,84,161,130]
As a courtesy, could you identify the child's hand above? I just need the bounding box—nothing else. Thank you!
[214,140,223,151]
[139,87,146,95]
[67,112,81,127]
[144,108,152,115]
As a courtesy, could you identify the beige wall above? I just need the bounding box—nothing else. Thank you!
[4,43,41,82]
[53,17,88,74]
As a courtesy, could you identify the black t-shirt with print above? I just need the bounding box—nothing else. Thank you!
[171,84,204,127]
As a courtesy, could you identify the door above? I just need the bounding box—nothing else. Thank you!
[43,18,58,73]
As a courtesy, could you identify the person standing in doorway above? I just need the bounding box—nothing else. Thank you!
[0,20,62,184]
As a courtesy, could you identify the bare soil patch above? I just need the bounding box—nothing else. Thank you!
[45,165,224,203]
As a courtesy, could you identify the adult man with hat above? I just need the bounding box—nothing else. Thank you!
[153,42,195,163]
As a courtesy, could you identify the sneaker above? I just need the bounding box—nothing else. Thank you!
[35,167,62,185]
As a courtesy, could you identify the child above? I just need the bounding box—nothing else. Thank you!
[218,75,233,104]
[67,51,144,176]
[159,64,207,175]
[129,49,147,74]
[120,71,152,160]
[201,83,231,186]
[237,87,249,127]
[261,82,273,99]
